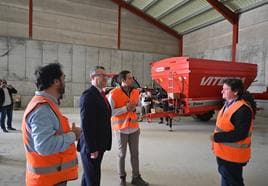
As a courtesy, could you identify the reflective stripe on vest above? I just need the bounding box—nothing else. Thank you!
[27,158,78,174]
[213,100,253,163]
[215,126,252,137]
[220,142,251,148]
[111,118,138,125]
[22,95,78,185]
[110,87,140,131]
[25,143,34,152]
[215,126,252,149]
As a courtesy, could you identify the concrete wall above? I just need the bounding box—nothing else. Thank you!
[120,9,179,55]
[0,36,168,107]
[0,0,178,55]
[0,0,176,107]
[184,5,268,116]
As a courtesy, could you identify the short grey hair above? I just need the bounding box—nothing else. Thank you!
[89,66,105,77]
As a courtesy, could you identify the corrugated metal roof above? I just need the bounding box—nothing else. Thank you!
[122,0,267,35]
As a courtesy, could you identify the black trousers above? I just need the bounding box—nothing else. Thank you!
[217,158,246,186]
[0,105,13,130]
[80,151,104,186]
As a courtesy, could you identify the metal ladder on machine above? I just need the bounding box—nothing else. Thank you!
[167,72,177,131]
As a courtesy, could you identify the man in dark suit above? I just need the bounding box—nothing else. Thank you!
[78,66,112,186]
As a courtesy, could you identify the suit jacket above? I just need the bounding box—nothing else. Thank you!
[77,85,112,154]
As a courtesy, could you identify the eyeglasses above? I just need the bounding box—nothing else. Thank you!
[92,73,108,78]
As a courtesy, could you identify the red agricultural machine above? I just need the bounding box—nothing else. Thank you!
[143,57,258,130]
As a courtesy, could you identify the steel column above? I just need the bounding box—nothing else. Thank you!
[117,5,121,49]
[29,0,33,39]
[206,0,239,62]
[179,37,183,56]
[232,22,238,62]
[111,0,182,55]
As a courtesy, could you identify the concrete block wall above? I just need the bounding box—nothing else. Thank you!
[0,36,168,107]
[184,5,268,116]
[0,0,28,38]
[0,0,178,55]
[0,0,175,107]
[120,9,179,55]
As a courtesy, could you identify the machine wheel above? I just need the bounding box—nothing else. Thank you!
[193,111,215,121]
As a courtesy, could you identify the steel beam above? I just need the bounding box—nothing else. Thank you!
[206,0,238,24]
[181,17,224,35]
[240,1,268,13]
[111,0,182,39]
[142,0,160,12]
[170,6,212,28]
[156,0,191,20]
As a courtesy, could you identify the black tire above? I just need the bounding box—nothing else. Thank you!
[193,110,215,121]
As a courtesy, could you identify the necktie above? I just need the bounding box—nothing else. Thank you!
[101,91,110,110]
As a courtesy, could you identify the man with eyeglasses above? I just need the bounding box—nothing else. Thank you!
[21,63,81,185]
[0,79,17,132]
[78,66,112,186]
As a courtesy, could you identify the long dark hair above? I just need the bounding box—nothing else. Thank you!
[223,78,256,116]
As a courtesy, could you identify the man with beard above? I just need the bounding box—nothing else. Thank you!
[108,70,149,186]
[21,63,81,186]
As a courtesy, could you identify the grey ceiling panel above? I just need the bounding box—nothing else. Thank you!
[123,0,266,35]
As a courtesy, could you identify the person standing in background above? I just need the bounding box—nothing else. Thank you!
[108,70,149,186]
[78,66,112,186]
[0,79,17,132]
[138,87,152,122]
[211,78,256,186]
[21,63,81,186]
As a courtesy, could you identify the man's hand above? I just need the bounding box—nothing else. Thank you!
[210,133,215,142]
[90,151,99,159]
[127,102,136,112]
[71,122,81,141]
[7,85,13,89]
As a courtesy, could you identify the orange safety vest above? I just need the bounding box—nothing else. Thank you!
[110,87,140,131]
[213,100,253,163]
[21,95,78,186]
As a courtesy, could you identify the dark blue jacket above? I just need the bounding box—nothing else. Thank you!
[77,85,112,153]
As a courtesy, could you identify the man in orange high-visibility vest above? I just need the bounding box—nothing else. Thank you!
[22,63,81,186]
[108,70,149,186]
[211,78,256,186]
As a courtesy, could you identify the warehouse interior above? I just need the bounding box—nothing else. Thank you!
[0,0,268,185]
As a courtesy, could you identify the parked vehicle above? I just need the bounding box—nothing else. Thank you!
[143,57,258,130]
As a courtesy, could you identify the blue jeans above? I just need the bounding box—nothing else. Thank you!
[217,158,245,186]
[0,105,13,130]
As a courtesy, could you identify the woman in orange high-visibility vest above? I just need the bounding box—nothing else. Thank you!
[211,78,256,186]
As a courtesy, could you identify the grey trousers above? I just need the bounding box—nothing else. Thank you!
[115,129,140,178]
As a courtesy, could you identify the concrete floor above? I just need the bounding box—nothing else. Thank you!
[0,108,268,186]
